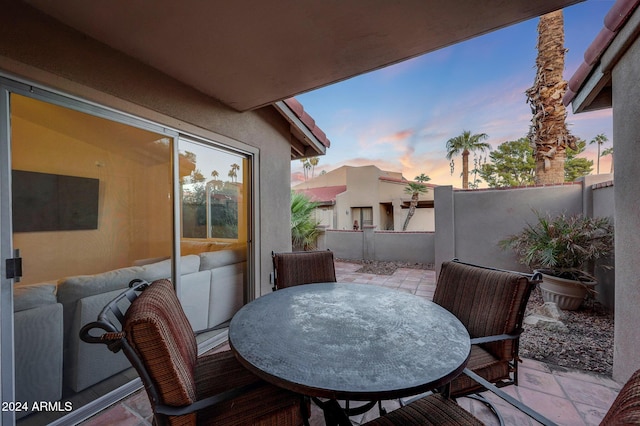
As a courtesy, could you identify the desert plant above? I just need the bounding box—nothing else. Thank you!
[500,212,614,282]
[291,191,320,250]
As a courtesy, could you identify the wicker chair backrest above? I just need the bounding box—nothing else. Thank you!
[434,261,533,360]
[124,279,199,408]
[272,250,336,289]
[600,369,640,425]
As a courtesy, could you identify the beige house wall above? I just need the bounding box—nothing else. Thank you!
[297,165,434,231]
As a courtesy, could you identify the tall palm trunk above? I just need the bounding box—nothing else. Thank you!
[402,192,420,231]
[526,10,576,185]
[462,149,470,189]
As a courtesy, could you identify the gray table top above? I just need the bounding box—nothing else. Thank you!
[229,283,471,400]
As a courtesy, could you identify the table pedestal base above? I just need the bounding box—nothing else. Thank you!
[312,398,385,426]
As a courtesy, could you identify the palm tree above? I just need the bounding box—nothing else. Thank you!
[602,147,614,173]
[445,130,490,189]
[291,191,319,250]
[309,157,319,179]
[402,178,429,231]
[526,10,577,185]
[228,163,240,182]
[590,134,609,174]
[300,159,311,181]
[415,173,430,183]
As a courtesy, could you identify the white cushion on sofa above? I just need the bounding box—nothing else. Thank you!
[14,303,63,418]
[57,266,145,306]
[208,262,246,327]
[13,283,57,312]
[179,270,212,331]
[68,288,131,392]
[139,254,201,282]
[199,247,246,270]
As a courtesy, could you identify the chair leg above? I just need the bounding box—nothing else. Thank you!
[301,396,311,426]
[467,393,506,426]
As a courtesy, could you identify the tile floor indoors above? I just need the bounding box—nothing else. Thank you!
[79,261,622,426]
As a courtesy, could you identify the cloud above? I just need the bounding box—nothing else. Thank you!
[291,171,306,185]
[381,129,414,143]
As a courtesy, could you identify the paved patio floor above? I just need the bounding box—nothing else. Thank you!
[80,261,621,426]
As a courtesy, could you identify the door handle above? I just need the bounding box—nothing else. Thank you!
[5,249,22,282]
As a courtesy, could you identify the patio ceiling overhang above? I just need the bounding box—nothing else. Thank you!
[24,0,583,114]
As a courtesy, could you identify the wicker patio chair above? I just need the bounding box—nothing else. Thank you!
[599,368,640,425]
[80,278,308,426]
[271,250,337,290]
[366,368,640,426]
[434,259,539,398]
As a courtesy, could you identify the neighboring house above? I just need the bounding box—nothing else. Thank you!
[294,165,436,231]
[563,0,640,383]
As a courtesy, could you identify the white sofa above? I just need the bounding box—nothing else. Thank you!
[13,283,63,420]
[16,246,246,397]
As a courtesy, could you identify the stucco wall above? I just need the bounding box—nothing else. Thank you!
[322,229,435,264]
[435,184,583,273]
[610,25,640,382]
[591,183,615,309]
[0,1,293,297]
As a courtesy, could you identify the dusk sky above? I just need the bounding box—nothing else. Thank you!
[293,0,615,187]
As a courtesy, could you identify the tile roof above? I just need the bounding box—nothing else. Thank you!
[379,175,438,188]
[563,0,640,106]
[283,98,331,149]
[295,185,347,204]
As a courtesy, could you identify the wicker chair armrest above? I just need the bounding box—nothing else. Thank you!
[462,368,557,426]
[80,321,127,353]
[154,382,262,417]
[470,330,522,345]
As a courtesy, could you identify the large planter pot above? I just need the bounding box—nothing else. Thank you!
[538,272,597,311]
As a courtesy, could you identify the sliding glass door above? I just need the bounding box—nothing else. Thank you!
[0,81,252,424]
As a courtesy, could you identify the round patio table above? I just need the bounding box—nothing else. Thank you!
[229,283,471,406]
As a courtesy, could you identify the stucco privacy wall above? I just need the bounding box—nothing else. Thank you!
[592,183,615,310]
[434,175,616,306]
[435,184,583,273]
[321,229,435,265]
[0,1,293,295]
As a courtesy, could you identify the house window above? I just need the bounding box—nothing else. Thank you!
[352,207,373,228]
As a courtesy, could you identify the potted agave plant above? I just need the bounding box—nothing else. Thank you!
[500,212,614,310]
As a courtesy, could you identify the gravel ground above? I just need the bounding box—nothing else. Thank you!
[521,286,614,377]
[340,259,615,377]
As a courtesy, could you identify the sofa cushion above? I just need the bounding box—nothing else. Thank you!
[67,288,131,392]
[57,266,145,342]
[139,255,200,282]
[14,303,63,419]
[57,266,145,307]
[208,262,246,327]
[13,283,57,312]
[181,240,231,255]
[179,270,212,331]
[199,247,247,271]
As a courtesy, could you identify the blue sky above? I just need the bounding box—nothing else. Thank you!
[294,0,615,187]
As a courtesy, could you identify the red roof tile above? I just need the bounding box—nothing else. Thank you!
[283,98,331,149]
[563,0,640,106]
[294,185,346,204]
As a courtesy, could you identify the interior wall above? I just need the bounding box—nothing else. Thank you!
[11,106,172,284]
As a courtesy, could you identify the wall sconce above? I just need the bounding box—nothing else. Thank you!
[346,210,349,215]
